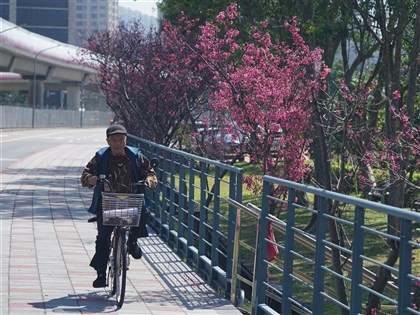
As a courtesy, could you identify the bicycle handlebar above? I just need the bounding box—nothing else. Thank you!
[97,177,152,190]
[97,156,158,191]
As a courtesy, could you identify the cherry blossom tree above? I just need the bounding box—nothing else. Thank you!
[80,20,211,147]
[164,4,330,193]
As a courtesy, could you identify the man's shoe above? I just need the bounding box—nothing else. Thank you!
[129,241,142,259]
[93,273,106,288]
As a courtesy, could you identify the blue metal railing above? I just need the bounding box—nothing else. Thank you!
[128,135,244,298]
[248,176,420,315]
[128,135,420,315]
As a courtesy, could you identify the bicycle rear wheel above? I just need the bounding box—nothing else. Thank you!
[112,228,127,308]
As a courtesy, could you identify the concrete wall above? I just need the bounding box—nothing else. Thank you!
[1,105,113,129]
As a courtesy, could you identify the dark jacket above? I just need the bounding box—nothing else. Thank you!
[87,146,143,214]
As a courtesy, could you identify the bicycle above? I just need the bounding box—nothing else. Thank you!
[101,183,144,308]
[92,158,158,308]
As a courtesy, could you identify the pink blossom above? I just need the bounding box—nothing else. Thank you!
[392,90,401,99]
[216,11,225,23]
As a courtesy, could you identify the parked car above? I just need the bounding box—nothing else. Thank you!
[191,125,243,159]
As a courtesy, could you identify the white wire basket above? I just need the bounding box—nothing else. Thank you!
[101,192,144,226]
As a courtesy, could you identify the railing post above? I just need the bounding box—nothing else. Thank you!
[167,153,176,247]
[250,211,261,315]
[281,187,296,315]
[397,219,413,315]
[177,155,187,257]
[211,167,221,271]
[198,161,207,257]
[312,196,327,314]
[160,150,169,239]
[187,158,196,260]
[230,203,241,305]
[349,205,365,314]
[226,172,236,299]
[151,146,163,228]
[253,178,270,314]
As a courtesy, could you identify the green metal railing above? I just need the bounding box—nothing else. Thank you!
[128,135,420,315]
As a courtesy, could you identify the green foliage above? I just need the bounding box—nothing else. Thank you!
[159,0,304,43]
[158,0,231,25]
[0,91,27,106]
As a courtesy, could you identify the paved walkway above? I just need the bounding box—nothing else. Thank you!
[0,130,242,314]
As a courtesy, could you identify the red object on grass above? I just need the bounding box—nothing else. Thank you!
[267,221,279,262]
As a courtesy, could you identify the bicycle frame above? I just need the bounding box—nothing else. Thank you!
[108,225,130,308]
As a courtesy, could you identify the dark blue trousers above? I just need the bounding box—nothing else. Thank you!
[89,209,149,273]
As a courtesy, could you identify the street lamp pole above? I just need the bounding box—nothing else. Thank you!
[79,64,85,128]
[32,44,60,128]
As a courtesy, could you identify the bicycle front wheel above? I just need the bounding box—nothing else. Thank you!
[112,228,127,308]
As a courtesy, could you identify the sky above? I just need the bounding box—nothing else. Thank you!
[118,0,160,18]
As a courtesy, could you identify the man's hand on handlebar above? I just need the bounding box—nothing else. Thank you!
[144,176,158,189]
[88,175,98,187]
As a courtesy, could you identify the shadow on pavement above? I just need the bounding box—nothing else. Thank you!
[29,292,118,313]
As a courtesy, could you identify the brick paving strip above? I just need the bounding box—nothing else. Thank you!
[1,137,242,315]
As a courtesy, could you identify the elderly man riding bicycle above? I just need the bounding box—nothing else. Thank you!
[81,124,158,288]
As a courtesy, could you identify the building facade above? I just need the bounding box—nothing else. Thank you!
[0,0,118,46]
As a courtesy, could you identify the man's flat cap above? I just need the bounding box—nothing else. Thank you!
[106,124,127,137]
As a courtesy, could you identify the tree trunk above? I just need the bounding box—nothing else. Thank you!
[312,99,350,314]
[365,248,399,315]
[327,216,350,315]
[406,1,420,120]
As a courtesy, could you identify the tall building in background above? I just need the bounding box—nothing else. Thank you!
[0,0,118,46]
[72,0,119,46]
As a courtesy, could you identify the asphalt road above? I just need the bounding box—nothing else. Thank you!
[0,127,106,171]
